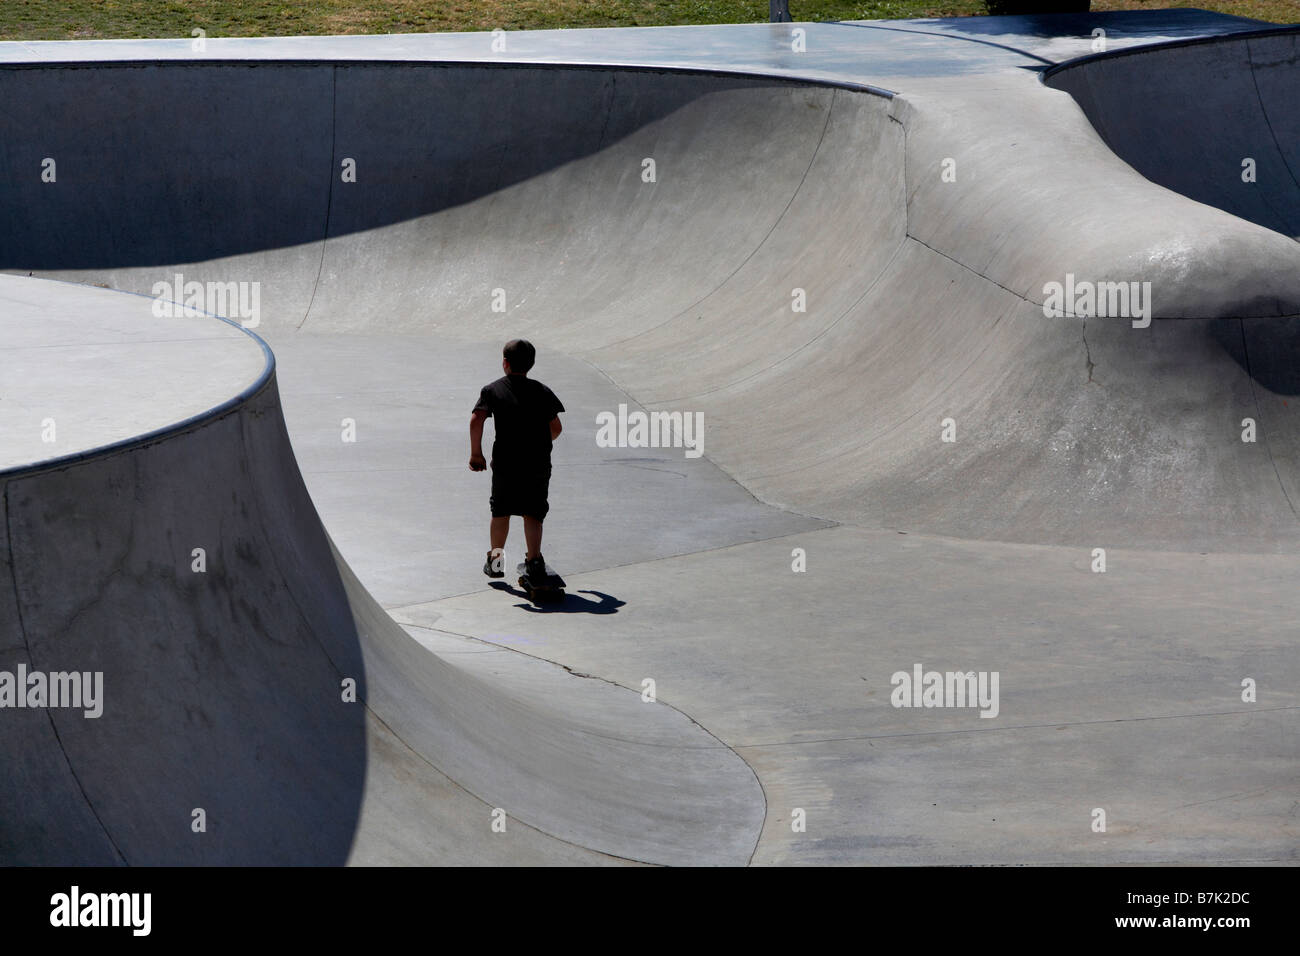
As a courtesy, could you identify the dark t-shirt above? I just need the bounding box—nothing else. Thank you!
[474,375,565,470]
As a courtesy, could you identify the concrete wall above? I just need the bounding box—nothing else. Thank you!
[1047,29,1300,239]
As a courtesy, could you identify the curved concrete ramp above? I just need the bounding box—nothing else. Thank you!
[10,57,1300,549]
[0,336,371,865]
[1047,28,1300,239]
[0,280,763,866]
[2,12,1298,865]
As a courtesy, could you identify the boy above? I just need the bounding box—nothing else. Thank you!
[469,339,564,581]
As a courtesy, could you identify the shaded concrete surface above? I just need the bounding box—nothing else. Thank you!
[1047,29,1300,239]
[1,374,371,864]
[1,10,1298,865]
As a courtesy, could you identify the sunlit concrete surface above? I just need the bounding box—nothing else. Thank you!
[1,10,1297,865]
[0,275,268,471]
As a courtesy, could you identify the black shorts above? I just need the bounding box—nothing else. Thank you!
[489,462,551,520]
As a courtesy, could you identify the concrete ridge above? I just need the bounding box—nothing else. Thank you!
[1041,22,1300,75]
[0,56,899,99]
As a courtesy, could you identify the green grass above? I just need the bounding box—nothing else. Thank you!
[0,0,1294,41]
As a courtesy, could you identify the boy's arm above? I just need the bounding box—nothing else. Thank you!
[549,389,564,441]
[469,409,488,470]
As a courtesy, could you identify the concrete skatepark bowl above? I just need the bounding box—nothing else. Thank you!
[0,10,1297,866]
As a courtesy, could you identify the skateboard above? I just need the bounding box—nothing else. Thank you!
[517,561,566,604]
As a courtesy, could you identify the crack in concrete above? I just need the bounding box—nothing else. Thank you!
[1082,318,1096,384]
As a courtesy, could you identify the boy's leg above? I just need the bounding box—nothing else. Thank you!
[487,461,511,574]
[490,516,510,553]
[484,515,509,578]
[523,515,543,560]
[522,466,550,564]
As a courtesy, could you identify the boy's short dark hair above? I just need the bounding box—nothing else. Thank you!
[503,339,536,374]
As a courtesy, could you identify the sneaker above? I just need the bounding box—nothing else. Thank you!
[483,550,505,578]
[524,554,547,580]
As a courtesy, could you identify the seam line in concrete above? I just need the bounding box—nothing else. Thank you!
[593,83,838,352]
[298,64,337,331]
[357,701,643,866]
[2,482,128,864]
[729,704,1300,750]
[401,621,745,751]
[397,616,768,863]
[1244,35,1300,220]
[1237,318,1299,519]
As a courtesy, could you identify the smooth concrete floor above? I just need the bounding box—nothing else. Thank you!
[271,332,1299,865]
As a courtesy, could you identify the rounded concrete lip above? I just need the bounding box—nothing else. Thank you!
[0,274,273,475]
[0,10,1271,94]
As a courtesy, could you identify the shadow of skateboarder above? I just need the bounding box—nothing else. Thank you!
[488,582,626,614]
